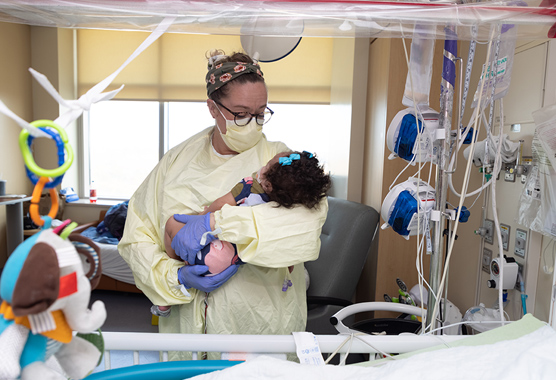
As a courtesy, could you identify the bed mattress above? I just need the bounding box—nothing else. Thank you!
[95,242,135,285]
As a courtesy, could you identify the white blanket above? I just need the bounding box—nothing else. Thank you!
[192,324,556,380]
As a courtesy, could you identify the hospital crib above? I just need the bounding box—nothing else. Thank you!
[88,330,464,379]
[85,308,555,379]
[87,302,461,379]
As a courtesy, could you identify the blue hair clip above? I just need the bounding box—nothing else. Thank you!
[303,151,314,158]
[279,153,301,166]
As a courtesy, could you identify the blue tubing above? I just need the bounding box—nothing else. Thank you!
[521,294,528,315]
[85,360,240,380]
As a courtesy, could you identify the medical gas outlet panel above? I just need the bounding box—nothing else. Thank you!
[479,220,528,291]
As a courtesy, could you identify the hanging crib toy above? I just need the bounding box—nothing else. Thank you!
[19,119,74,227]
[0,119,106,380]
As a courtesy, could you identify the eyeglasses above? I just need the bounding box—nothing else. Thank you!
[214,101,274,126]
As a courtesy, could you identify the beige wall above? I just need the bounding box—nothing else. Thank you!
[0,25,75,267]
[0,23,34,266]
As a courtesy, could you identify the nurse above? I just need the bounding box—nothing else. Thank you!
[118,49,328,360]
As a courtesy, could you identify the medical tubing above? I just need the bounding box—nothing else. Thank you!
[447,109,494,199]
[491,100,506,325]
[460,34,477,128]
[340,335,355,365]
[401,34,436,330]
[447,104,510,200]
[542,238,556,275]
[428,28,496,333]
[324,335,352,364]
[433,98,505,331]
[449,56,464,175]
[354,333,397,360]
[474,183,490,306]
[487,35,502,136]
[427,28,457,331]
[518,271,527,315]
[550,247,556,327]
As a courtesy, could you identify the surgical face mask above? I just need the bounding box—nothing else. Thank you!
[215,107,263,153]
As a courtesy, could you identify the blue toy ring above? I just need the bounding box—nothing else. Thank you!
[20,121,71,188]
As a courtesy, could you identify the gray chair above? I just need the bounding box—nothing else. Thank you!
[305,196,380,335]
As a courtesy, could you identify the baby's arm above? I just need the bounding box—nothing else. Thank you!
[164,217,186,261]
[202,192,236,214]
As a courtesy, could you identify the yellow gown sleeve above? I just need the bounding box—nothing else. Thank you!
[214,197,328,267]
[118,151,196,306]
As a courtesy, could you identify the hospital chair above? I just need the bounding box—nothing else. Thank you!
[305,196,380,336]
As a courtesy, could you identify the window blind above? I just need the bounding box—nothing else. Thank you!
[77,30,333,103]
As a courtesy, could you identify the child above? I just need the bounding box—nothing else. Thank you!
[152,151,331,317]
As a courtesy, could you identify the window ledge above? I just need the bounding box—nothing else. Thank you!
[65,199,122,208]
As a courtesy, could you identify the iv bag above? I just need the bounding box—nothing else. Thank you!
[516,104,556,239]
[472,24,517,108]
[402,25,436,108]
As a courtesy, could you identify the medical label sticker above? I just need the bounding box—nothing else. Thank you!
[413,132,433,162]
[480,57,508,80]
[525,167,541,200]
[408,212,430,235]
[292,331,325,366]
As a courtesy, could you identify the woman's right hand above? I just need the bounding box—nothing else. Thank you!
[177,264,239,293]
[171,213,216,263]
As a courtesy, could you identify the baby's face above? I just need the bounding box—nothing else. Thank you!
[258,152,291,193]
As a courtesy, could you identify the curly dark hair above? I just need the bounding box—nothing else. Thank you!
[264,151,331,210]
[206,50,265,103]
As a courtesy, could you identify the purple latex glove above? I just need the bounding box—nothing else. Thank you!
[171,213,216,264]
[177,264,239,293]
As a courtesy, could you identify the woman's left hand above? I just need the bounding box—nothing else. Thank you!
[177,264,239,293]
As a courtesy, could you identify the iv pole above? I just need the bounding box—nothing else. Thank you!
[427,26,458,331]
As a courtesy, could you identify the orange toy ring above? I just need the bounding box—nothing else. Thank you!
[30,176,59,227]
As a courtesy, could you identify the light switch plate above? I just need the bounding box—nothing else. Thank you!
[484,219,494,245]
[500,224,511,251]
[515,228,527,258]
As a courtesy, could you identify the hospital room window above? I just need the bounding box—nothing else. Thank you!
[84,101,332,200]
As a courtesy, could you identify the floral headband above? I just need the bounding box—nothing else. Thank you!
[206,61,264,97]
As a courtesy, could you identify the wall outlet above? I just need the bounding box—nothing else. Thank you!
[482,248,493,273]
[484,219,494,245]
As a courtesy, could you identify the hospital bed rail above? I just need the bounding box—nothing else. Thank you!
[96,331,465,369]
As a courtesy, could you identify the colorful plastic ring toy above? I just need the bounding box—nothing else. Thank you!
[19,119,74,180]
[24,126,65,188]
[29,176,59,227]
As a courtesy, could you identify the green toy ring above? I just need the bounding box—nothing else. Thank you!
[19,119,74,178]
